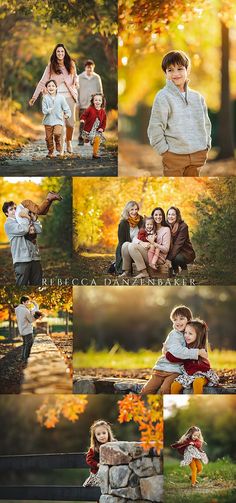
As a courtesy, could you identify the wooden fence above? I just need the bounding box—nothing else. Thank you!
[0,453,101,501]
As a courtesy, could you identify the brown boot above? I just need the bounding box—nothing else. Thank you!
[46,191,63,201]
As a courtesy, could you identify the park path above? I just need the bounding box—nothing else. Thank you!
[0,129,117,176]
[119,139,236,176]
[0,333,72,394]
[22,333,72,394]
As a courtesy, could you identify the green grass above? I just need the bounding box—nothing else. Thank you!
[73,347,236,370]
[164,457,236,503]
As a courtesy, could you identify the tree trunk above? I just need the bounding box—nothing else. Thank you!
[65,310,69,335]
[217,21,234,159]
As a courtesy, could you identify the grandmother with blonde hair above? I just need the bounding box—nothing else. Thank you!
[115,201,144,275]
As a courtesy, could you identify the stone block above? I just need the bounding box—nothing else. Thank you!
[153,457,162,474]
[129,472,140,487]
[99,496,126,503]
[73,378,96,394]
[130,457,155,477]
[100,442,143,465]
[110,486,141,500]
[98,464,109,493]
[140,475,163,502]
[110,465,131,488]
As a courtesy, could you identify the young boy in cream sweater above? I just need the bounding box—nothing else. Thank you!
[147,50,211,176]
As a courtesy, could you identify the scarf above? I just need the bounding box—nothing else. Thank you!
[170,222,179,236]
[128,214,141,228]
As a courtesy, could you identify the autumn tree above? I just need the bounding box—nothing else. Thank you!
[119,0,236,157]
[35,394,163,451]
[0,286,72,338]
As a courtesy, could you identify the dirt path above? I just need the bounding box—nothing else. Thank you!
[0,334,72,394]
[0,130,117,176]
[119,139,236,177]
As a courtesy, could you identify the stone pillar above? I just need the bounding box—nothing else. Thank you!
[98,441,163,502]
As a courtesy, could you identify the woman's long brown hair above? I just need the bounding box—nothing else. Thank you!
[50,44,75,75]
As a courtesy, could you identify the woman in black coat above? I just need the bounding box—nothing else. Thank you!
[115,201,144,274]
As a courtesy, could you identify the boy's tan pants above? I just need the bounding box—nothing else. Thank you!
[44,125,62,154]
[141,370,180,395]
[21,199,52,215]
[162,149,208,176]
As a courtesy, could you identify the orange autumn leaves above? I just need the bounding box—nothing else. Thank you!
[118,394,163,452]
[36,395,163,451]
[36,395,88,429]
[73,177,209,252]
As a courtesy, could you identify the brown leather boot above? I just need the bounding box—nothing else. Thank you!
[46,191,63,201]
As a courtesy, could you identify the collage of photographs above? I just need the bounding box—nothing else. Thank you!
[0,1,236,503]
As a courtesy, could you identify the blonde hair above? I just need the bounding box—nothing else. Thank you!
[121,201,139,220]
[89,420,115,452]
[178,426,205,444]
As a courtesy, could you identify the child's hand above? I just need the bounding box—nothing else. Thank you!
[30,213,38,222]
[98,128,103,132]
[19,210,30,220]
[199,349,208,359]
[97,463,100,467]
[64,114,69,119]
[141,242,150,249]
[29,98,36,106]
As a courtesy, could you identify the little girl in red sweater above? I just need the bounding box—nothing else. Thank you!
[83,419,115,487]
[80,93,106,159]
[171,426,208,487]
[167,319,219,394]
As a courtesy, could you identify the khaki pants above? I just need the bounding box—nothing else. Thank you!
[21,199,52,215]
[122,242,149,272]
[141,370,181,395]
[44,125,62,154]
[162,149,208,176]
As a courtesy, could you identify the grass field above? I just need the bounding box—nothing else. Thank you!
[73,347,236,370]
[165,457,236,503]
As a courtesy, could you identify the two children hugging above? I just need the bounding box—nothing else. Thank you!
[141,305,219,395]
[171,426,208,487]
[148,50,211,177]
[83,420,115,487]
[42,80,107,159]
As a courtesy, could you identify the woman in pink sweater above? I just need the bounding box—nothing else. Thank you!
[29,44,78,154]
[121,206,171,279]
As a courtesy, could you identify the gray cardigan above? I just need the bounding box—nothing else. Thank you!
[78,72,103,109]
[147,80,212,155]
[15,302,39,335]
[154,328,199,373]
[4,218,42,264]
[42,94,71,126]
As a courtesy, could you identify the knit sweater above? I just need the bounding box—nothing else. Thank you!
[166,352,210,375]
[32,64,78,102]
[171,438,203,456]
[80,106,106,132]
[167,221,195,263]
[86,448,99,474]
[4,218,42,264]
[42,94,71,126]
[78,71,103,108]
[147,79,212,155]
[15,302,39,336]
[154,329,199,373]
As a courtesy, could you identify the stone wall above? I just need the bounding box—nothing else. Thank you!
[98,441,163,503]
